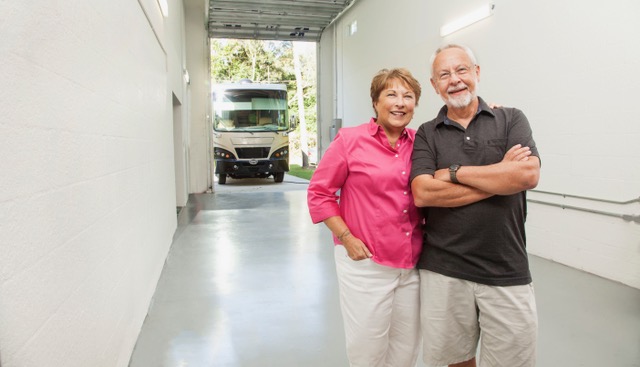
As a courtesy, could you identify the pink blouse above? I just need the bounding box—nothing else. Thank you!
[307,119,423,269]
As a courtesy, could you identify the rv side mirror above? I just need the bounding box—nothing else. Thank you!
[289,115,298,130]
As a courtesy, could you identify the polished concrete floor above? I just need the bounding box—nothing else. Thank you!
[129,175,640,367]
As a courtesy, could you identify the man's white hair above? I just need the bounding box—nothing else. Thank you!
[429,44,478,77]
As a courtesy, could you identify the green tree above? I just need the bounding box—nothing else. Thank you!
[210,39,293,84]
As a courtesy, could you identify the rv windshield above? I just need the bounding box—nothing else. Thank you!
[212,89,289,132]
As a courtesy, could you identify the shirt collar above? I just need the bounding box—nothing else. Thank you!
[368,118,414,142]
[435,96,495,126]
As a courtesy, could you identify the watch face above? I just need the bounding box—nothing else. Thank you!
[449,164,460,171]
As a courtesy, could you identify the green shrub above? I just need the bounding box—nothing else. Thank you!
[288,164,315,180]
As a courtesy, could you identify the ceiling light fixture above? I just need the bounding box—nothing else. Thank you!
[158,0,169,17]
[440,3,495,37]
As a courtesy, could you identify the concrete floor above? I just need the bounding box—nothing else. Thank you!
[129,175,640,367]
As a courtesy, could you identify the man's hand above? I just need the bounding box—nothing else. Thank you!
[434,168,449,182]
[502,144,532,162]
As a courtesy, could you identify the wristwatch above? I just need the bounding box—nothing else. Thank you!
[449,164,461,184]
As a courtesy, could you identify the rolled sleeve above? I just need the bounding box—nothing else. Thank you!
[307,132,348,224]
[504,108,540,161]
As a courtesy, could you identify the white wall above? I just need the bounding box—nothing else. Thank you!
[0,0,194,365]
[185,0,212,193]
[317,23,336,157]
[167,0,190,207]
[322,0,432,130]
[318,0,640,288]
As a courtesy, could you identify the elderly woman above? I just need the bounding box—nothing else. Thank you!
[307,68,423,367]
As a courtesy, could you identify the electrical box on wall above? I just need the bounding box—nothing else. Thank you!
[330,118,342,141]
[349,20,357,36]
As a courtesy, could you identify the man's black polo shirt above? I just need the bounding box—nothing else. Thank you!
[410,97,539,286]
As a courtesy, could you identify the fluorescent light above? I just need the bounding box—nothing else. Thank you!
[158,0,169,17]
[440,3,495,37]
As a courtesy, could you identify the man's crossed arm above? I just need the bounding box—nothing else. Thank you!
[411,144,540,208]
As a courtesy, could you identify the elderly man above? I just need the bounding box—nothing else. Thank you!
[410,44,541,367]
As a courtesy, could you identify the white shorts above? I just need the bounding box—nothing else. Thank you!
[334,245,420,367]
[420,270,538,367]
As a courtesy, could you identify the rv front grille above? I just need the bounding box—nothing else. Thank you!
[236,147,270,159]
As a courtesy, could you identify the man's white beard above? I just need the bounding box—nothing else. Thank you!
[442,82,479,108]
[446,92,473,108]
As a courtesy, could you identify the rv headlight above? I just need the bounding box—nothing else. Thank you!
[271,147,289,159]
[214,147,235,159]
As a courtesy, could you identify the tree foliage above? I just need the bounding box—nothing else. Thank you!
[211,39,294,85]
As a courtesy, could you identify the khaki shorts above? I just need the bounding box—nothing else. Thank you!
[420,270,538,367]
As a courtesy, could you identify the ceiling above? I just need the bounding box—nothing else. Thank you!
[207,0,353,42]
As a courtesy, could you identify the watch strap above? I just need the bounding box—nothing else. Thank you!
[449,164,461,184]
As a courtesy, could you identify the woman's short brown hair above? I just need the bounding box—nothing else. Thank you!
[370,68,422,112]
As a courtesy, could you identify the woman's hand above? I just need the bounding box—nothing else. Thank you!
[342,233,372,260]
[322,216,372,260]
